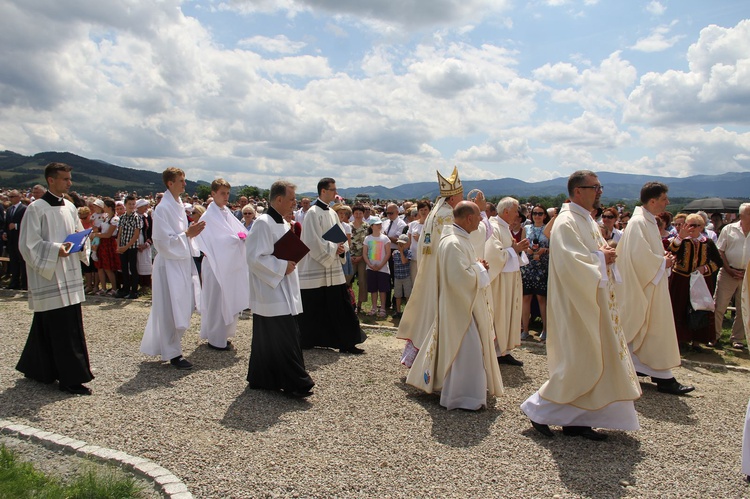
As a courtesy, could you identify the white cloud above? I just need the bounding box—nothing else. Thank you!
[630,21,684,53]
[238,35,307,54]
[222,0,512,31]
[645,1,666,16]
[625,20,750,126]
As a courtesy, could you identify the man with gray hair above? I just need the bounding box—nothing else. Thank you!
[714,203,750,349]
[486,196,529,366]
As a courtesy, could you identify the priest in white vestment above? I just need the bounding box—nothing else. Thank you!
[195,179,250,350]
[616,182,694,395]
[16,162,94,395]
[521,170,641,441]
[406,201,503,410]
[246,180,315,397]
[140,167,204,369]
[742,256,750,478]
[485,197,529,367]
[398,167,464,367]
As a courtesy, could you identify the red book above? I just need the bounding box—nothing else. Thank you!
[272,229,310,263]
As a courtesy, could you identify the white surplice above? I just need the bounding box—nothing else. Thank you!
[246,211,303,317]
[195,202,250,348]
[19,195,89,312]
[140,192,201,360]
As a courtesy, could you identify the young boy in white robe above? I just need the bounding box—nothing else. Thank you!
[140,167,205,369]
[195,179,250,350]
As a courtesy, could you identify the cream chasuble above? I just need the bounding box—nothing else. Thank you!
[485,216,523,356]
[406,225,503,400]
[538,202,640,411]
[616,206,681,371]
[398,199,454,352]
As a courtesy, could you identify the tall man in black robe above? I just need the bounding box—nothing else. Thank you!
[16,163,94,395]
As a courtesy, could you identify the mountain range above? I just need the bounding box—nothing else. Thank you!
[1,150,749,201]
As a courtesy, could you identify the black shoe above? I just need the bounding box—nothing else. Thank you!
[655,378,695,395]
[497,354,524,366]
[562,426,607,441]
[286,389,313,398]
[170,356,193,369]
[340,346,365,355]
[126,293,138,300]
[115,290,128,298]
[635,371,647,377]
[207,341,232,351]
[530,420,553,438]
[392,312,402,319]
[59,384,92,396]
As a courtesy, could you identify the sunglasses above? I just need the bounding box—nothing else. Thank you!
[601,214,616,219]
[686,223,702,229]
[532,211,545,216]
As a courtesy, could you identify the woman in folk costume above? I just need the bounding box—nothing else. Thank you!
[194,179,250,350]
[397,166,463,367]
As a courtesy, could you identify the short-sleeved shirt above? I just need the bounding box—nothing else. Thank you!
[717,221,750,269]
[393,249,412,279]
[118,212,143,247]
[364,234,390,274]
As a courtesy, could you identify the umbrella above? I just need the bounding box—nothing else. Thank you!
[681,197,746,213]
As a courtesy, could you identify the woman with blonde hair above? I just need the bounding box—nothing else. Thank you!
[668,213,723,351]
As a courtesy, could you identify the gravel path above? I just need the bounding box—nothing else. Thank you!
[1,291,749,498]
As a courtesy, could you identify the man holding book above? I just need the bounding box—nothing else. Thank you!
[16,162,94,395]
[246,180,315,397]
[296,177,365,354]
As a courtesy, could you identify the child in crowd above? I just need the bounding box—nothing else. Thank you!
[391,233,413,319]
[77,206,98,294]
[362,217,391,318]
[116,195,143,299]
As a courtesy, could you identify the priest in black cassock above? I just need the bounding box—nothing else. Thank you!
[16,162,94,395]
[246,180,315,397]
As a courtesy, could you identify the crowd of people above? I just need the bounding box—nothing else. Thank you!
[5,164,750,455]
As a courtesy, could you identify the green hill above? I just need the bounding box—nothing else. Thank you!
[0,150,201,196]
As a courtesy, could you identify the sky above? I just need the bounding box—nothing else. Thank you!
[1,0,749,193]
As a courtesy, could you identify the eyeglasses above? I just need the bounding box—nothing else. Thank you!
[686,223,702,229]
[387,211,397,215]
[532,211,545,216]
[601,214,616,219]
[578,184,604,192]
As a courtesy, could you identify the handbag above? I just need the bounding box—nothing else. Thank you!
[687,304,711,331]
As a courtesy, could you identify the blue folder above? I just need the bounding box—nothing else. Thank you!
[63,228,93,253]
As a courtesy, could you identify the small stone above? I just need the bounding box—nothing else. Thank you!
[619,479,630,487]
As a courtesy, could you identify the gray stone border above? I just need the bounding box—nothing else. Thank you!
[0,419,192,498]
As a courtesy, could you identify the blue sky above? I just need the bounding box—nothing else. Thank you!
[1,0,748,192]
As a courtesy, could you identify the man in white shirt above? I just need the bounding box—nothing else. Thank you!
[714,203,750,348]
[294,197,311,226]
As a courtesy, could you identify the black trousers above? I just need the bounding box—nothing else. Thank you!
[119,248,139,294]
[7,236,26,288]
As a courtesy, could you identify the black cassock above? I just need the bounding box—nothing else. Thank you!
[16,303,94,386]
[247,314,314,393]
